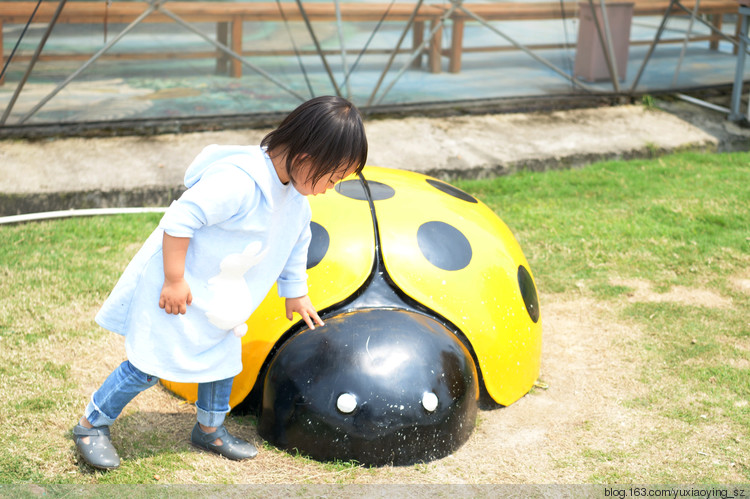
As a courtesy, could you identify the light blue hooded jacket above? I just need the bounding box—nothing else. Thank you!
[95,145,311,382]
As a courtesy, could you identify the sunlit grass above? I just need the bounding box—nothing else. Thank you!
[458,151,749,482]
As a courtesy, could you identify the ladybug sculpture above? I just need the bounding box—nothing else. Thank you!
[163,166,542,465]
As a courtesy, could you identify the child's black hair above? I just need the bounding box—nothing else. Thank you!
[261,96,368,186]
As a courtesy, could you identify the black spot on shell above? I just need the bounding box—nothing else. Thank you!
[307,222,329,269]
[417,221,472,271]
[335,179,367,200]
[426,179,478,203]
[518,265,540,323]
[367,181,396,201]
[335,179,395,201]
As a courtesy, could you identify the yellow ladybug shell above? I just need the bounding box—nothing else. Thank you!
[163,166,541,407]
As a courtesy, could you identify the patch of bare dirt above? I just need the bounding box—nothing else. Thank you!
[119,294,655,483]
[730,275,750,296]
[610,278,733,309]
[415,295,651,484]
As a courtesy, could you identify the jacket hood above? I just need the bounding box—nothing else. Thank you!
[184,145,261,188]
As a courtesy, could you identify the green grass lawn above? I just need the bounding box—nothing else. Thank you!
[0,150,747,485]
[456,151,749,483]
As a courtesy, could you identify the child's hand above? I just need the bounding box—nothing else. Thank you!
[285,295,325,330]
[159,277,193,315]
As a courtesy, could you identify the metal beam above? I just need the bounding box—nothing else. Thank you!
[629,0,679,93]
[293,0,341,97]
[158,5,306,101]
[672,0,700,86]
[17,1,158,124]
[371,2,460,106]
[2,0,67,125]
[730,6,750,121]
[366,0,426,107]
[456,1,595,92]
[593,0,620,92]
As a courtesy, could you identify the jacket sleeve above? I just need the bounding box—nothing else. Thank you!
[276,213,312,299]
[159,164,255,238]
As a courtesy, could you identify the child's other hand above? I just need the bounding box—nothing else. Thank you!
[285,295,325,330]
[159,278,193,315]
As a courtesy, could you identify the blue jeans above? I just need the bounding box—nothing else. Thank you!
[84,360,234,428]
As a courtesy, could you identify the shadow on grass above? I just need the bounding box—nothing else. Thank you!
[68,409,262,481]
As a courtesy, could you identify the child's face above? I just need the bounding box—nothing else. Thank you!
[291,160,358,196]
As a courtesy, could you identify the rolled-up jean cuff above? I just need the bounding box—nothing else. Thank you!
[195,406,227,427]
[84,396,117,427]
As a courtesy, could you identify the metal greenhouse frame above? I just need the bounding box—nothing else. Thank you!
[1,0,748,133]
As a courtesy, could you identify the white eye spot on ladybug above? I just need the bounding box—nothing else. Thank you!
[422,392,439,412]
[336,393,358,414]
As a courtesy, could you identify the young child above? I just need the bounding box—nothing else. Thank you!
[73,96,368,470]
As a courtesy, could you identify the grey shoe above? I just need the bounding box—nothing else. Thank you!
[191,423,257,461]
[73,424,120,470]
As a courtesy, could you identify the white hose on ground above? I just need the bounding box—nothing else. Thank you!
[0,207,168,225]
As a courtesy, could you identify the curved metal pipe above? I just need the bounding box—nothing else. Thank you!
[0,207,167,226]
